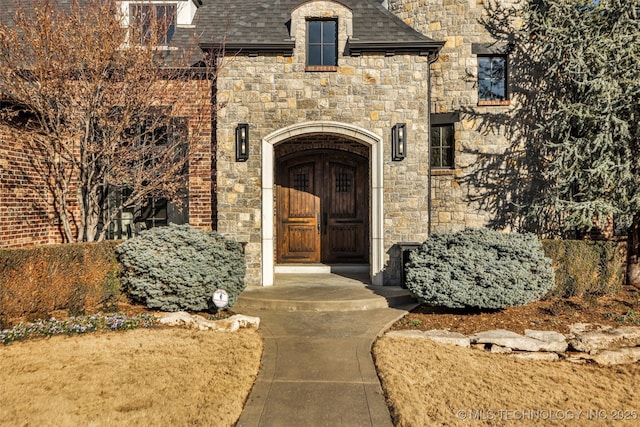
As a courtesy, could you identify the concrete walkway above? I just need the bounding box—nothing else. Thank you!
[234,273,415,427]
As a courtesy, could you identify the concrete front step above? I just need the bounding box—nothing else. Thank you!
[234,273,417,312]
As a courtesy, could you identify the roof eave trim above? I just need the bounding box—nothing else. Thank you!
[347,39,444,56]
[200,42,295,57]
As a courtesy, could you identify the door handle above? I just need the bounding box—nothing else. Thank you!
[317,213,321,234]
[322,212,328,235]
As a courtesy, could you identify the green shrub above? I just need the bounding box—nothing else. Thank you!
[405,228,555,309]
[116,224,246,311]
[542,240,624,298]
[0,241,122,328]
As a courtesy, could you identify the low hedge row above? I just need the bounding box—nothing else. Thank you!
[0,241,121,328]
[1,226,247,328]
[542,239,625,298]
[0,230,627,327]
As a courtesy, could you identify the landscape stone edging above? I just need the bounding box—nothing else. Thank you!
[385,324,640,366]
[471,329,569,353]
[157,312,260,332]
[568,323,640,353]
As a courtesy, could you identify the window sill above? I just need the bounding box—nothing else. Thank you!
[478,100,511,106]
[431,168,457,176]
[305,65,338,72]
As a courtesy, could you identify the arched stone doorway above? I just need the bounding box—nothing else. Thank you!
[262,122,384,286]
[276,145,369,265]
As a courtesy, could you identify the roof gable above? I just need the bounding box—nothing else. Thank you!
[196,0,442,56]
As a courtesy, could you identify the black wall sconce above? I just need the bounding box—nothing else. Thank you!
[235,123,249,162]
[392,123,406,161]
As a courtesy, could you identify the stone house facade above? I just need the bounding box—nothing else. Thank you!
[390,0,518,234]
[1,0,518,286]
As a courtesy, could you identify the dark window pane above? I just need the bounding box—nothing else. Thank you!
[445,146,454,167]
[478,57,491,79]
[323,45,336,66]
[431,124,455,168]
[478,80,492,100]
[431,147,442,167]
[130,4,175,44]
[478,55,507,101]
[441,125,453,148]
[322,21,336,43]
[493,80,506,100]
[308,45,322,66]
[131,5,151,42]
[160,5,176,44]
[165,25,175,44]
[308,21,322,44]
[430,127,441,147]
[491,58,505,78]
[307,20,338,67]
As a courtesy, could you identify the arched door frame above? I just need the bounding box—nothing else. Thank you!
[262,121,384,286]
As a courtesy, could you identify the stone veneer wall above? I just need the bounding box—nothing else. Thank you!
[390,0,519,232]
[216,1,432,285]
[0,79,213,247]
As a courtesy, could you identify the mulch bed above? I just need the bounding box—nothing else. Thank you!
[390,285,640,335]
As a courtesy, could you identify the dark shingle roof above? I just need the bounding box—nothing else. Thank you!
[195,0,443,55]
[0,0,443,59]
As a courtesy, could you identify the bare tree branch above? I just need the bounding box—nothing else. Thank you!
[0,0,218,242]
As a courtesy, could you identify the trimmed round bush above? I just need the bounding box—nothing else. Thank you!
[116,224,246,311]
[405,228,555,310]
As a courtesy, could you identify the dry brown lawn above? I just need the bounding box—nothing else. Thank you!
[3,288,640,427]
[0,328,263,427]
[374,336,640,426]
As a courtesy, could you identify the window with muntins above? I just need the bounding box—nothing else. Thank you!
[478,55,507,102]
[106,189,188,240]
[107,117,188,240]
[307,20,338,69]
[130,4,177,45]
[431,124,454,169]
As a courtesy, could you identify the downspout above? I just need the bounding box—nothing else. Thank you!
[211,72,218,231]
[427,49,440,235]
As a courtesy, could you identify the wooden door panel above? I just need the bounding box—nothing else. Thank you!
[277,160,320,263]
[276,151,368,265]
[288,164,316,218]
[282,224,319,260]
[328,163,357,217]
[323,156,368,264]
[327,224,363,252]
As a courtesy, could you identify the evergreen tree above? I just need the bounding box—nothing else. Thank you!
[475,0,639,237]
[525,0,640,233]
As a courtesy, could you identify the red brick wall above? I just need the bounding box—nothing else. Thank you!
[0,125,59,247]
[0,79,215,247]
[169,79,214,231]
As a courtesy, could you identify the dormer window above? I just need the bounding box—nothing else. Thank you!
[306,19,338,70]
[130,3,177,45]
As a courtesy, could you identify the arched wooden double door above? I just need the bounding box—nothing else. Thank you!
[276,150,369,264]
